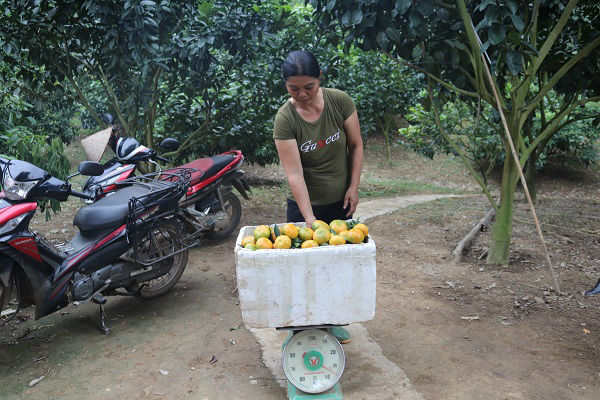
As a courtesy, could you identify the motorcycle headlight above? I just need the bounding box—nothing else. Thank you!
[3,171,39,200]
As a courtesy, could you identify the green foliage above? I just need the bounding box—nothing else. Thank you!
[0,63,71,216]
[531,101,600,169]
[400,97,503,183]
[334,51,422,138]
[400,94,600,180]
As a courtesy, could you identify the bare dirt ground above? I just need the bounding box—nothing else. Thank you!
[1,137,599,399]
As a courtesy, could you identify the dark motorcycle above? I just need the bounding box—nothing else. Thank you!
[82,114,250,241]
[0,156,194,334]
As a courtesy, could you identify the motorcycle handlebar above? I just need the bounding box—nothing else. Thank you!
[70,190,95,201]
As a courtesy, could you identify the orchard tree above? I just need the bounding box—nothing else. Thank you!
[399,96,504,185]
[310,0,600,265]
[523,91,600,202]
[335,51,422,163]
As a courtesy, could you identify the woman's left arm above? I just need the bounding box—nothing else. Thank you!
[343,110,363,217]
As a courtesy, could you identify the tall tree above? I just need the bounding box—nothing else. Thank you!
[310,0,600,264]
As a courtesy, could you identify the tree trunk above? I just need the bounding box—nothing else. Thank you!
[486,151,520,265]
[384,129,391,164]
[525,150,538,204]
[377,117,392,164]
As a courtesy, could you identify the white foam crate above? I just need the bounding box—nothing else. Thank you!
[235,224,376,328]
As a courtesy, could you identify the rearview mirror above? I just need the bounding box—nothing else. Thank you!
[78,161,105,177]
[159,138,180,151]
[102,113,114,125]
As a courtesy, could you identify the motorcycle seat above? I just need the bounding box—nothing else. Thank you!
[168,153,236,185]
[73,184,156,232]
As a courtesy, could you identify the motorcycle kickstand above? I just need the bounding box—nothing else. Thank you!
[92,293,110,335]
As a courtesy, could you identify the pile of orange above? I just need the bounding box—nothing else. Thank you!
[240,220,369,251]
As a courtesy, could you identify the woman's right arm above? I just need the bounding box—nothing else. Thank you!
[275,139,316,226]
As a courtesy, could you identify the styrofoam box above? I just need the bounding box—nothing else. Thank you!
[235,224,376,328]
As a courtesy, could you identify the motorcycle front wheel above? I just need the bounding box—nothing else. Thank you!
[206,191,242,240]
[137,221,189,299]
[0,276,20,327]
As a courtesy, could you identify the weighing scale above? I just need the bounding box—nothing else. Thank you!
[280,327,346,400]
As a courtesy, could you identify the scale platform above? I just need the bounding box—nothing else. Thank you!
[287,381,342,400]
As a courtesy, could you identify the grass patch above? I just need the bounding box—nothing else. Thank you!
[247,183,287,202]
[360,179,464,198]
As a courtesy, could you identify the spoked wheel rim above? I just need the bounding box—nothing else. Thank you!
[137,222,188,298]
[207,192,242,239]
[212,198,234,232]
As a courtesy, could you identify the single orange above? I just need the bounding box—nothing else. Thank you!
[244,243,258,251]
[313,228,331,245]
[281,223,299,239]
[301,240,319,248]
[255,237,273,249]
[311,220,329,232]
[329,235,346,246]
[329,219,348,234]
[345,228,364,244]
[273,235,292,249]
[298,227,314,241]
[254,225,271,240]
[354,223,369,237]
[241,236,256,247]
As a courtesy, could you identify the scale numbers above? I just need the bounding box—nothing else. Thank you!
[282,329,345,394]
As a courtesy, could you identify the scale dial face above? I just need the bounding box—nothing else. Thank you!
[282,329,345,394]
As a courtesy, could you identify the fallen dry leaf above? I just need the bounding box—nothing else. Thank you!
[29,368,50,387]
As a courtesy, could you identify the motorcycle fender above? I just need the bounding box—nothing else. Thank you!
[231,178,250,200]
[0,250,53,319]
[0,253,15,287]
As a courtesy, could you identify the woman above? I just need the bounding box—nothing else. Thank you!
[273,50,363,228]
[273,50,364,343]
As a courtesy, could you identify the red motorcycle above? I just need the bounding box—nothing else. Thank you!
[82,114,250,241]
[0,157,193,334]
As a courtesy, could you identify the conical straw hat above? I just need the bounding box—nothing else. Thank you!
[80,127,112,162]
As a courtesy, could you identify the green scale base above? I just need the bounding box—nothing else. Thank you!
[287,381,343,400]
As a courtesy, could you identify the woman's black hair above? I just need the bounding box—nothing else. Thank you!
[282,50,320,80]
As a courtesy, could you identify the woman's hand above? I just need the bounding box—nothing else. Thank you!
[344,186,359,217]
[305,215,316,228]
[275,138,316,224]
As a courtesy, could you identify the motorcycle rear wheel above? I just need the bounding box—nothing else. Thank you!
[206,191,242,240]
[137,221,189,299]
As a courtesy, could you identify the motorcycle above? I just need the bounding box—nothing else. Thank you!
[82,114,250,241]
[0,156,195,334]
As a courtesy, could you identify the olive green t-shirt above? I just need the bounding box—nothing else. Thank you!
[273,88,356,205]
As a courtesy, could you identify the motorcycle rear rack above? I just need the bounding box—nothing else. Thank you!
[122,170,192,265]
